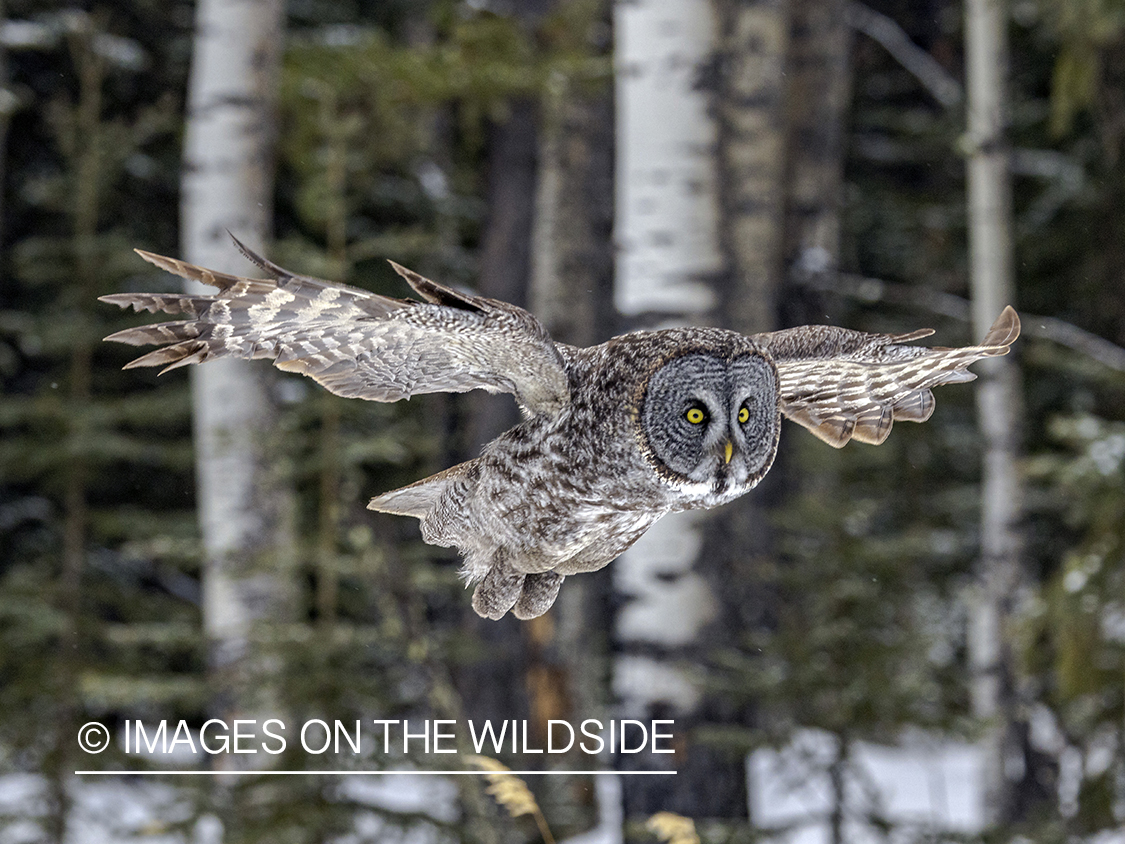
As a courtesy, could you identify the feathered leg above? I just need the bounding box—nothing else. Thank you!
[513,572,564,620]
[471,555,526,620]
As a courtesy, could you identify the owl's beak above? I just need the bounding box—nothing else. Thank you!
[723,440,733,464]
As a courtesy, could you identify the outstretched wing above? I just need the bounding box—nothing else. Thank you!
[752,306,1020,447]
[100,239,571,418]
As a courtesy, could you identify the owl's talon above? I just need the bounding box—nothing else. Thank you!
[513,572,564,620]
[471,561,526,620]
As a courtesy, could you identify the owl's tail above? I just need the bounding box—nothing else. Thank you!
[369,461,565,620]
[367,462,474,547]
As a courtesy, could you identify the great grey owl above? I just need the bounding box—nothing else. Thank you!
[101,239,1020,620]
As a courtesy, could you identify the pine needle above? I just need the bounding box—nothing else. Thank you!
[468,755,556,844]
[646,811,701,844]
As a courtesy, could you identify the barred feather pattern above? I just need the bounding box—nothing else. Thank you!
[101,240,570,417]
[755,306,1020,447]
[101,239,1020,620]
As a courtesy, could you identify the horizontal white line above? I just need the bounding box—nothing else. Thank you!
[76,770,676,776]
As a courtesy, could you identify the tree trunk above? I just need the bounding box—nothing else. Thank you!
[715,0,790,333]
[614,0,722,323]
[963,0,1026,826]
[181,0,293,765]
[49,22,106,842]
[782,0,850,302]
[526,52,616,836]
[613,0,743,818]
[724,0,851,828]
[466,99,539,454]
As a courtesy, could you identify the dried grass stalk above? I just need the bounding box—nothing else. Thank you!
[646,811,701,844]
[468,755,556,844]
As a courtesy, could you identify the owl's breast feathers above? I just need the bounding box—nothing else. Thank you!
[369,344,689,592]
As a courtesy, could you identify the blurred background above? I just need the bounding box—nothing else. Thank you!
[1,0,1124,841]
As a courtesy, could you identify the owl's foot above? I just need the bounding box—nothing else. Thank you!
[513,572,564,620]
[471,560,526,620]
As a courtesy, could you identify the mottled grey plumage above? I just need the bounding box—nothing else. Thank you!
[101,240,1021,620]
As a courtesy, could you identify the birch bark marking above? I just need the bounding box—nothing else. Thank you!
[615,0,721,320]
[964,0,1025,825]
[181,0,291,719]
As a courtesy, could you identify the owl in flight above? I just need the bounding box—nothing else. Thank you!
[102,239,1020,620]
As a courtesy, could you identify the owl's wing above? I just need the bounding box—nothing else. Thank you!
[100,239,570,418]
[752,306,1020,447]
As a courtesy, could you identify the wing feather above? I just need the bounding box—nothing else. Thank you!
[754,306,1020,447]
[101,239,570,417]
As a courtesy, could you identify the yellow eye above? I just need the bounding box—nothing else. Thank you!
[738,406,750,424]
[685,407,706,424]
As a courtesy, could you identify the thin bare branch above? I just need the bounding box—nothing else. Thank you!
[795,271,1125,373]
[844,1,963,107]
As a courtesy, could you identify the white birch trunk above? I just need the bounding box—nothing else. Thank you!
[612,0,723,814]
[964,0,1024,825]
[181,0,290,717]
[614,0,721,321]
[612,0,719,704]
[613,0,796,818]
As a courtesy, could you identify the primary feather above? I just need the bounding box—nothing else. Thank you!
[102,237,570,417]
[755,306,1019,447]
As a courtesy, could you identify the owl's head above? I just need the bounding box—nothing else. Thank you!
[639,350,780,502]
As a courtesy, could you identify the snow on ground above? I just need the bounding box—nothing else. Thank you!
[749,729,984,843]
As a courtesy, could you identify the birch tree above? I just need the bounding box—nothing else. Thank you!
[612,0,722,814]
[180,0,293,754]
[963,0,1025,825]
[613,0,792,817]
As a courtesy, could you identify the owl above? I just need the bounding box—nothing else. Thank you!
[102,238,1020,620]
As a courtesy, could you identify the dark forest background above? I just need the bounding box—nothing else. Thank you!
[1,0,1124,842]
